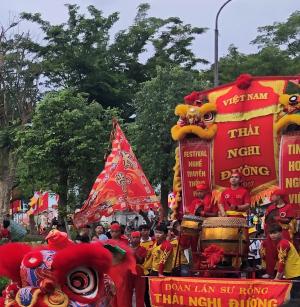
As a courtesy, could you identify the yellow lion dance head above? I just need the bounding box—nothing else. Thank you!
[275,93,300,133]
[171,101,217,141]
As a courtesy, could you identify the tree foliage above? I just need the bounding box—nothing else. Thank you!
[0,21,40,214]
[16,89,118,214]
[204,11,300,84]
[0,23,39,129]
[128,66,207,213]
[207,44,297,84]
[8,6,299,218]
[21,4,207,118]
[252,11,300,57]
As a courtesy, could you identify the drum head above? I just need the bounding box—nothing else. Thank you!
[202,217,247,228]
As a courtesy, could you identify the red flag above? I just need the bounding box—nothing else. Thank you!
[74,122,160,227]
[10,200,22,214]
[34,192,49,214]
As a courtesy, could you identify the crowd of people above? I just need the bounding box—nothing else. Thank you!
[0,170,300,306]
[58,171,299,305]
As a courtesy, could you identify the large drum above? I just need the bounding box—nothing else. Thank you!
[181,215,203,237]
[201,217,248,256]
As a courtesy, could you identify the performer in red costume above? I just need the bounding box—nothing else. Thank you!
[0,220,11,243]
[104,240,136,307]
[167,220,190,276]
[268,224,300,300]
[130,231,147,307]
[261,188,296,278]
[45,229,74,250]
[110,223,129,245]
[139,224,155,250]
[0,235,115,307]
[144,224,174,276]
[218,171,250,217]
[190,183,218,217]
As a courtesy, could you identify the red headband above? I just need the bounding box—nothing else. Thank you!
[131,231,141,238]
[196,183,209,191]
[110,224,121,231]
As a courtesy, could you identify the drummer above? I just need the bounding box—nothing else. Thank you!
[218,171,250,218]
[190,183,218,217]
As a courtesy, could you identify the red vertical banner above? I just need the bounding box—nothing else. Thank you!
[179,138,211,214]
[210,79,288,200]
[280,132,300,217]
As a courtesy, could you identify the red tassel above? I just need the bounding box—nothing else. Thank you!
[236,74,253,90]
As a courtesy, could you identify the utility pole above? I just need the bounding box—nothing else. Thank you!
[214,0,233,87]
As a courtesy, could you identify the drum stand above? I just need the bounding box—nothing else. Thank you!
[196,227,202,252]
[234,227,244,268]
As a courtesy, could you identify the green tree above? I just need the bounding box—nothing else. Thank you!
[21,4,207,118]
[252,11,300,57]
[128,66,207,217]
[204,11,300,84]
[0,22,39,216]
[16,89,118,216]
[207,44,296,84]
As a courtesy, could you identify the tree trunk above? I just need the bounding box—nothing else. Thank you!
[160,180,169,221]
[29,214,36,234]
[57,169,69,231]
[0,147,16,221]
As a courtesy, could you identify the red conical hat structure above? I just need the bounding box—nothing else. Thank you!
[74,121,160,228]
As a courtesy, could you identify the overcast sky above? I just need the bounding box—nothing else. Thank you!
[1,0,299,67]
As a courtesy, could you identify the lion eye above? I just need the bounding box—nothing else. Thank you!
[289,95,298,105]
[203,112,215,122]
[67,267,98,299]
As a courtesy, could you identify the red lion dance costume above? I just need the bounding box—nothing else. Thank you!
[0,231,115,307]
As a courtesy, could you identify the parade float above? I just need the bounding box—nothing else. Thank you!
[171,74,300,219]
[148,75,299,307]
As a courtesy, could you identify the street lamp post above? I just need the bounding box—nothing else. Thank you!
[214,0,233,87]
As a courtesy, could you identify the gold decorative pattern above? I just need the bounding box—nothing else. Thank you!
[43,289,69,307]
[258,80,286,95]
[208,87,232,103]
[278,247,288,265]
[216,105,277,122]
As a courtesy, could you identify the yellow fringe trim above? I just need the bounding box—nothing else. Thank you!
[250,180,278,195]
[216,105,277,123]
[172,147,181,220]
[251,185,278,205]
[212,187,224,204]
[212,184,278,207]
[171,124,217,141]
[172,147,181,192]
